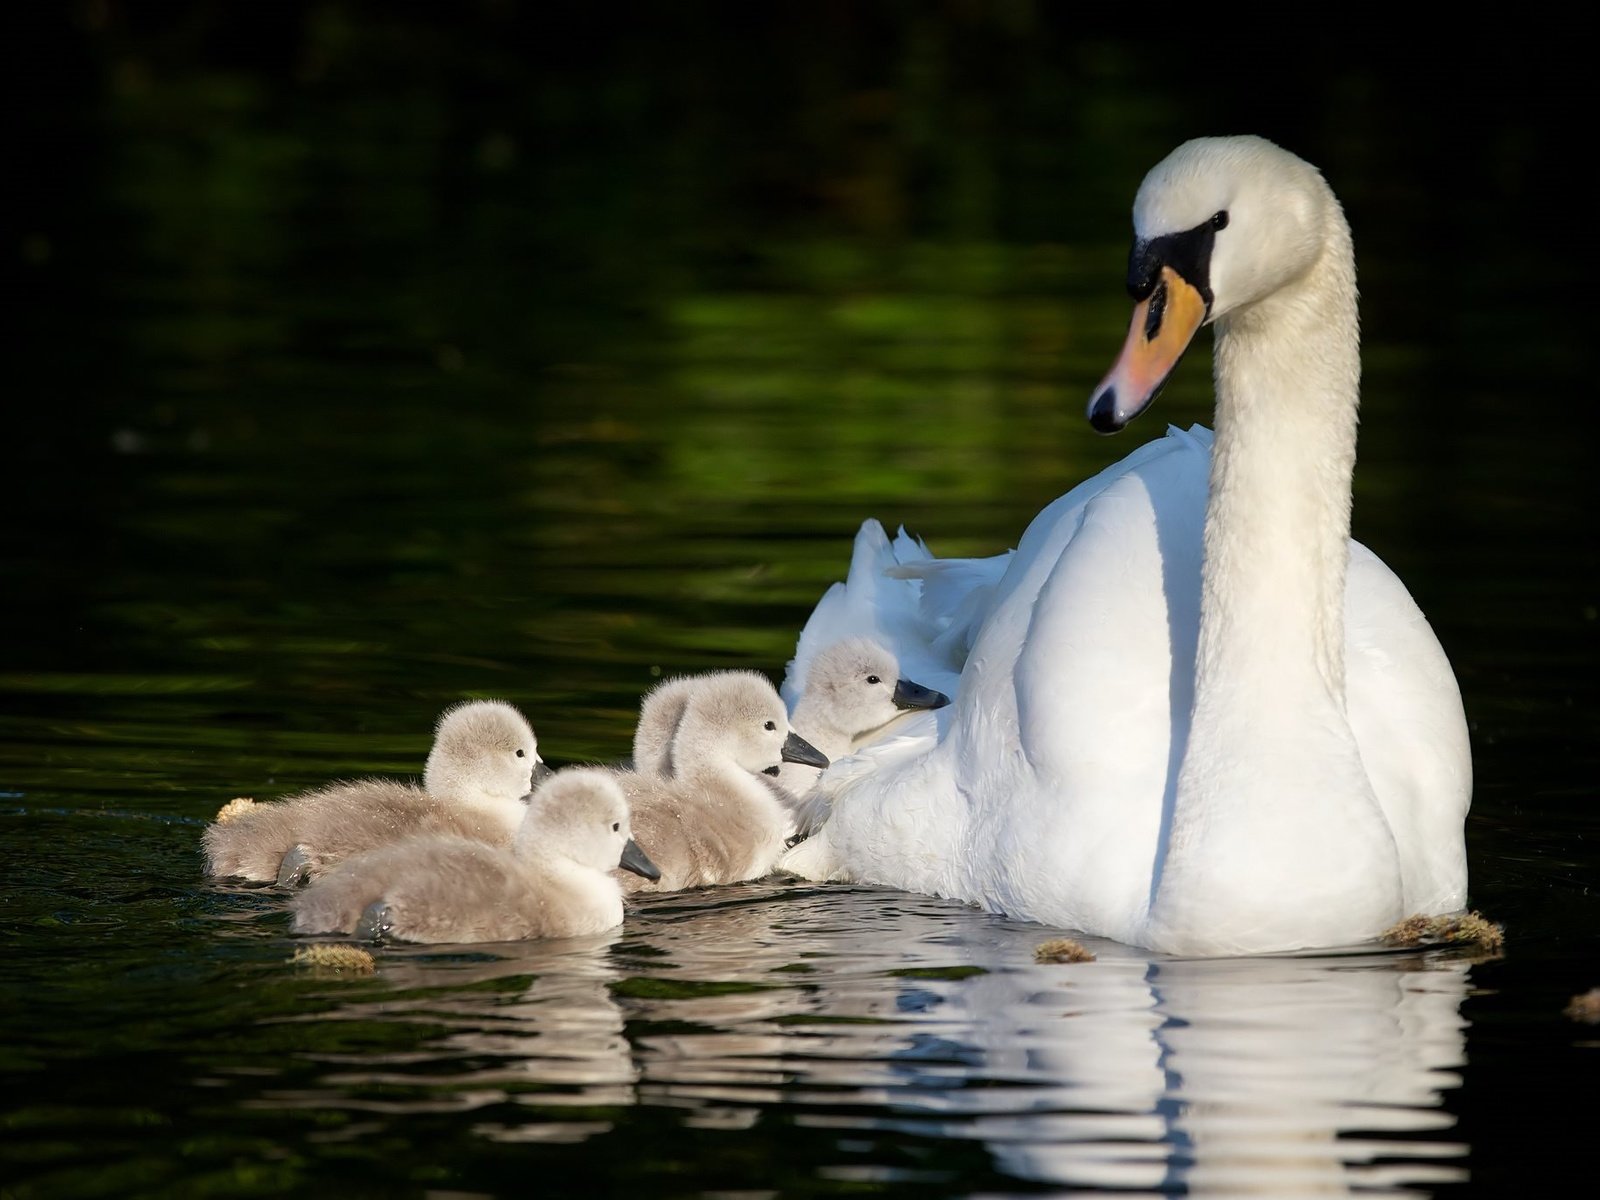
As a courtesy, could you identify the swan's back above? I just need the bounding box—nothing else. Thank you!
[807,427,1212,932]
[787,423,1467,943]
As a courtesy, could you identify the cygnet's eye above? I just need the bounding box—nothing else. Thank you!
[612,822,620,832]
[1211,210,1229,230]
[515,749,525,758]
[866,675,881,685]
[764,720,776,731]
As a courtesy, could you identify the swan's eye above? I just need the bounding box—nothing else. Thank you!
[612,822,620,832]
[1211,210,1229,230]
[764,720,776,731]
[866,675,881,685]
[515,749,525,758]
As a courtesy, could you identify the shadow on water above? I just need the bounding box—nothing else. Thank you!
[4,5,1596,1196]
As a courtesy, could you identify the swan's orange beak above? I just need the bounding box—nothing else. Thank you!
[1087,265,1207,434]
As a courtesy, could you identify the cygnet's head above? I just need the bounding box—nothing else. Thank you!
[423,700,549,805]
[671,670,829,777]
[518,767,660,879]
[802,638,950,738]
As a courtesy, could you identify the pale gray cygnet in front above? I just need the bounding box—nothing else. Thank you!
[290,767,660,943]
[614,671,828,893]
[202,699,552,886]
[772,637,949,837]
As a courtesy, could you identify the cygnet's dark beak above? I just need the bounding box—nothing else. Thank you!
[529,760,555,789]
[781,731,829,769]
[892,678,950,711]
[618,838,661,881]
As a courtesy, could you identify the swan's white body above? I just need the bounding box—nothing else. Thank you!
[781,137,1470,955]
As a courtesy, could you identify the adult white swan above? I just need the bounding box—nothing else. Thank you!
[780,136,1471,955]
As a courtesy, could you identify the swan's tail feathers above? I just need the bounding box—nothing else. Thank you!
[887,550,1014,666]
[1169,423,1214,451]
[782,579,850,706]
[786,519,936,703]
[889,525,933,566]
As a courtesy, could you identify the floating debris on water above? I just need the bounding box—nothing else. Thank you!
[291,944,376,974]
[1564,988,1600,1024]
[1380,911,1504,952]
[1034,938,1096,964]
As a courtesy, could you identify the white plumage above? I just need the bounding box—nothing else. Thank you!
[780,136,1470,955]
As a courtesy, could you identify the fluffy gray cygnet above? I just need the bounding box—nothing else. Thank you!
[614,670,827,893]
[772,637,949,837]
[202,700,551,886]
[289,767,659,943]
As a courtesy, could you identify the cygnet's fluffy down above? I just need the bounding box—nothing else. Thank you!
[770,637,949,836]
[630,674,699,778]
[202,699,551,885]
[290,768,660,943]
[614,670,828,893]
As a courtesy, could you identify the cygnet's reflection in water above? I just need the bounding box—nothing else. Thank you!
[281,882,1473,1192]
[272,928,637,1146]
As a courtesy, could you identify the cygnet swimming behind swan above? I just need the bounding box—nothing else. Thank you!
[631,646,946,839]
[290,767,660,943]
[202,699,551,885]
[771,637,949,837]
[613,670,828,893]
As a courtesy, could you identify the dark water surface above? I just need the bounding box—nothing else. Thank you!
[7,8,1595,1197]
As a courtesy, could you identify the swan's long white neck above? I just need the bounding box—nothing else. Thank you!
[1196,206,1360,711]
[1151,190,1383,953]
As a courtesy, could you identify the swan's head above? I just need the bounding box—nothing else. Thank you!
[670,670,830,777]
[518,767,659,879]
[1088,136,1339,433]
[423,699,551,806]
[804,637,950,738]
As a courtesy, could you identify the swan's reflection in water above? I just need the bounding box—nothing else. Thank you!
[279,880,1473,1192]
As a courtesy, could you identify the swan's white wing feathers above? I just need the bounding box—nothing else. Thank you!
[1344,543,1471,912]
[784,520,937,705]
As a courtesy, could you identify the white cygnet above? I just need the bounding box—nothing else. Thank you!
[775,637,949,837]
[289,767,660,944]
[614,670,828,893]
[202,699,551,886]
